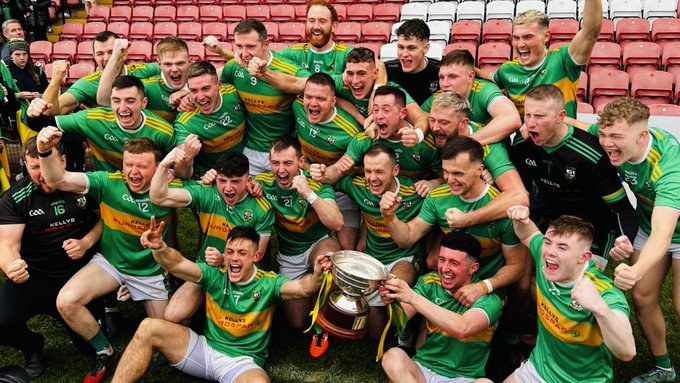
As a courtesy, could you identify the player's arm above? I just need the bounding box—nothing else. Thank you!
[593,161,638,241]
[474,68,496,82]
[36,127,89,193]
[149,148,192,208]
[564,116,593,132]
[247,57,308,95]
[42,60,78,115]
[172,134,202,180]
[280,252,333,300]
[337,98,366,125]
[568,0,603,65]
[96,39,129,107]
[295,178,344,232]
[507,205,541,248]
[309,157,354,185]
[380,191,433,248]
[0,224,27,282]
[143,218,203,282]
[470,98,522,145]
[404,103,430,147]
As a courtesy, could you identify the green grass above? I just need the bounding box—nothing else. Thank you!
[1,208,678,382]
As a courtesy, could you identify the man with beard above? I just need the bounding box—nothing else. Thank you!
[279,0,352,75]
[36,130,180,383]
[0,137,102,379]
[26,76,176,173]
[255,137,342,330]
[422,50,521,145]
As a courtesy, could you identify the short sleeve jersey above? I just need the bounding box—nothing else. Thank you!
[494,45,583,119]
[337,176,425,265]
[142,74,180,123]
[589,125,680,243]
[175,85,246,177]
[186,183,274,262]
[279,43,353,74]
[412,273,502,379]
[0,177,98,281]
[419,183,521,279]
[528,234,630,383]
[332,79,416,117]
[221,52,311,152]
[421,79,505,125]
[255,172,335,256]
[385,58,441,105]
[86,171,179,277]
[198,264,289,367]
[293,101,362,165]
[55,109,175,172]
[345,132,439,180]
[67,63,161,108]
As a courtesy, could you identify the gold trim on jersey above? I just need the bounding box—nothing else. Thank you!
[100,203,171,237]
[87,141,123,170]
[237,91,294,115]
[205,293,274,338]
[363,214,390,238]
[270,57,299,75]
[274,210,321,234]
[536,287,604,347]
[202,123,246,153]
[145,115,174,137]
[198,213,232,242]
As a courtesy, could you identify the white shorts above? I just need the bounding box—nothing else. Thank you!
[512,360,547,383]
[633,227,680,260]
[89,253,169,301]
[415,362,476,383]
[336,191,360,229]
[243,147,270,176]
[173,330,262,383]
[278,235,329,280]
[366,256,414,307]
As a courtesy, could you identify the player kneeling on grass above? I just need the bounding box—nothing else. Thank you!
[379,231,500,383]
[111,222,332,383]
[505,206,636,383]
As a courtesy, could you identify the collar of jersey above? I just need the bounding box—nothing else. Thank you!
[117,111,147,133]
[460,181,489,203]
[319,107,337,125]
[207,93,223,115]
[628,131,654,165]
[310,42,335,55]
[543,124,574,154]
[387,121,414,143]
[551,262,589,291]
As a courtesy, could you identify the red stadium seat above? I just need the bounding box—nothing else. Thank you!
[333,0,354,4]
[129,22,154,41]
[335,22,362,43]
[598,19,615,41]
[82,22,106,40]
[51,40,77,62]
[630,70,674,105]
[107,22,129,39]
[200,5,223,22]
[588,42,622,74]
[354,42,382,56]
[577,101,594,114]
[623,42,661,77]
[362,22,391,43]
[279,22,306,42]
[578,71,587,102]
[175,0,195,5]
[178,22,202,41]
[127,40,153,63]
[76,41,94,62]
[67,62,96,85]
[347,4,373,22]
[263,22,279,41]
[477,42,511,71]
[242,0,261,5]
[88,5,110,23]
[186,41,205,60]
[129,0,154,7]
[451,21,481,44]
[154,6,177,22]
[227,23,238,39]
[109,5,132,23]
[195,0,214,5]
[59,23,83,41]
[131,6,154,23]
[222,5,245,22]
[589,69,630,111]
[482,20,512,43]
[663,42,680,79]
[246,5,270,21]
[616,18,650,49]
[203,23,227,41]
[549,41,569,50]
[373,3,401,22]
[549,19,578,44]
[270,5,295,22]
[175,5,199,22]
[29,41,52,63]
[445,42,478,60]
[155,0,175,6]
[648,103,680,116]
[268,42,290,52]
[652,18,680,50]
[335,4,347,21]
[293,5,307,22]
[153,23,178,41]
[44,62,53,82]
[206,41,231,64]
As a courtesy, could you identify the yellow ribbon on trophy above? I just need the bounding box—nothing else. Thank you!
[305,271,334,333]
[376,300,408,361]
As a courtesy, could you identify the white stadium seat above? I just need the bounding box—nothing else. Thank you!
[547,0,578,19]
[485,0,515,21]
[427,2,456,24]
[516,0,546,15]
[380,43,398,61]
[456,1,485,22]
[643,0,676,20]
[427,21,452,44]
[390,21,404,43]
[609,0,643,21]
[400,3,428,21]
[578,0,609,20]
[426,41,445,60]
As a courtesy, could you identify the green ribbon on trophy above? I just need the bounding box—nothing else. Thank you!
[376,300,408,362]
[306,270,334,333]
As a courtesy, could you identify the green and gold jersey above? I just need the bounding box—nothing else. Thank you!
[412,272,502,379]
[528,234,629,383]
[494,45,583,119]
[186,183,274,262]
[55,108,175,172]
[86,171,179,276]
[293,101,362,165]
[255,172,335,256]
[67,63,160,108]
[279,42,353,74]
[331,79,416,117]
[175,85,246,177]
[142,74,181,123]
[337,176,425,264]
[221,52,311,152]
[419,183,521,279]
[198,263,288,367]
[421,79,505,125]
[589,125,680,243]
[345,132,439,180]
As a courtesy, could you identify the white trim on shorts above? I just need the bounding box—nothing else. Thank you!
[243,147,271,176]
[89,253,168,301]
[172,329,262,383]
[415,362,476,383]
[633,227,680,260]
[512,360,548,383]
[278,235,329,280]
[335,191,360,229]
[366,256,414,307]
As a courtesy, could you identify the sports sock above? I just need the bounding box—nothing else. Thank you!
[654,354,672,371]
[88,330,113,355]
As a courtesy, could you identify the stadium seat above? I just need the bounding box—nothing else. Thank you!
[478,42,511,71]
[663,42,680,78]
[362,22,391,43]
[347,4,373,22]
[270,5,295,22]
[127,40,153,62]
[82,22,106,40]
[131,5,154,23]
[482,20,512,43]
[335,4,347,21]
[203,23,227,41]
[485,0,514,21]
[643,0,676,20]
[577,101,594,113]
[578,0,608,19]
[278,22,306,42]
[609,0,643,20]
[426,42,445,60]
[589,69,630,111]
[178,22,202,41]
[630,70,674,105]
[67,62,95,85]
[515,0,546,14]
[335,22,362,43]
[332,0,354,5]
[223,5,246,22]
[262,22,279,41]
[29,41,51,64]
[354,42,382,56]
[588,42,622,74]
[107,22,129,39]
[616,18,650,47]
[427,2,455,24]
[268,42,290,52]
[549,41,570,50]
[153,22,178,41]
[451,21,481,43]
[242,0,262,5]
[578,71,588,102]
[445,42,478,60]
[154,6,177,22]
[549,19,579,44]
[389,21,404,42]
[59,22,82,41]
[293,5,307,22]
[374,3,401,22]
[547,0,577,19]
[623,41,661,77]
[200,5,223,22]
[129,22,154,41]
[456,1,485,22]
[175,0,195,6]
[186,41,205,60]
[155,0,175,6]
[401,3,428,20]
[44,62,53,82]
[648,103,680,116]
[380,43,398,61]
[206,42,231,64]
[652,18,680,50]
[176,5,200,22]
[51,40,77,62]
[129,0,154,7]
[227,23,238,39]
[76,41,94,62]
[599,19,615,41]
[246,5,270,21]
[109,6,132,23]
[88,5,110,23]
[427,21,451,44]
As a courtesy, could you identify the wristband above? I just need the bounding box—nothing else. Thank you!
[482,279,494,294]
[38,149,52,158]
[152,242,168,253]
[306,192,318,204]
[415,129,424,143]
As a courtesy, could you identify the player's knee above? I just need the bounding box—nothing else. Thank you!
[631,287,657,308]
[163,307,184,323]
[56,288,82,317]
[381,347,408,377]
[136,317,164,340]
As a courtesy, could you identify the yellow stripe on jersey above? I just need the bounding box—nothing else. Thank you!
[399,184,417,197]
[536,287,604,347]
[635,192,655,206]
[255,174,276,185]
[87,110,117,122]
[422,135,436,151]
[309,180,323,192]
[82,71,103,82]
[482,144,491,158]
[237,91,294,115]
[651,129,665,141]
[426,318,496,343]
[470,80,485,94]
[142,77,163,85]
[198,212,232,242]
[177,109,201,125]
[335,114,361,137]
[220,84,238,95]
[255,269,278,280]
[100,203,172,236]
[554,76,578,105]
[255,197,272,213]
[356,133,371,142]
[202,123,246,153]
[422,274,441,285]
[205,294,274,338]
[335,43,350,52]
[430,186,452,199]
[274,210,321,234]
[290,45,305,51]
[363,214,390,238]
[107,172,125,180]
[87,141,123,169]
[487,185,500,199]
[300,137,344,164]
[601,187,626,203]
[145,116,174,136]
[352,177,367,188]
[270,58,298,75]
[584,272,613,293]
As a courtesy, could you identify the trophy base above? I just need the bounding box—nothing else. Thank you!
[316,294,369,341]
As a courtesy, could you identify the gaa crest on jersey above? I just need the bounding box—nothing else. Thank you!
[401,200,412,210]
[429,81,439,93]
[76,195,88,208]
[569,299,582,311]
[234,104,242,113]
[326,136,336,145]
[299,199,308,208]
[330,63,336,73]
[565,167,576,181]
[244,210,254,222]
[253,291,262,302]
[412,153,421,162]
